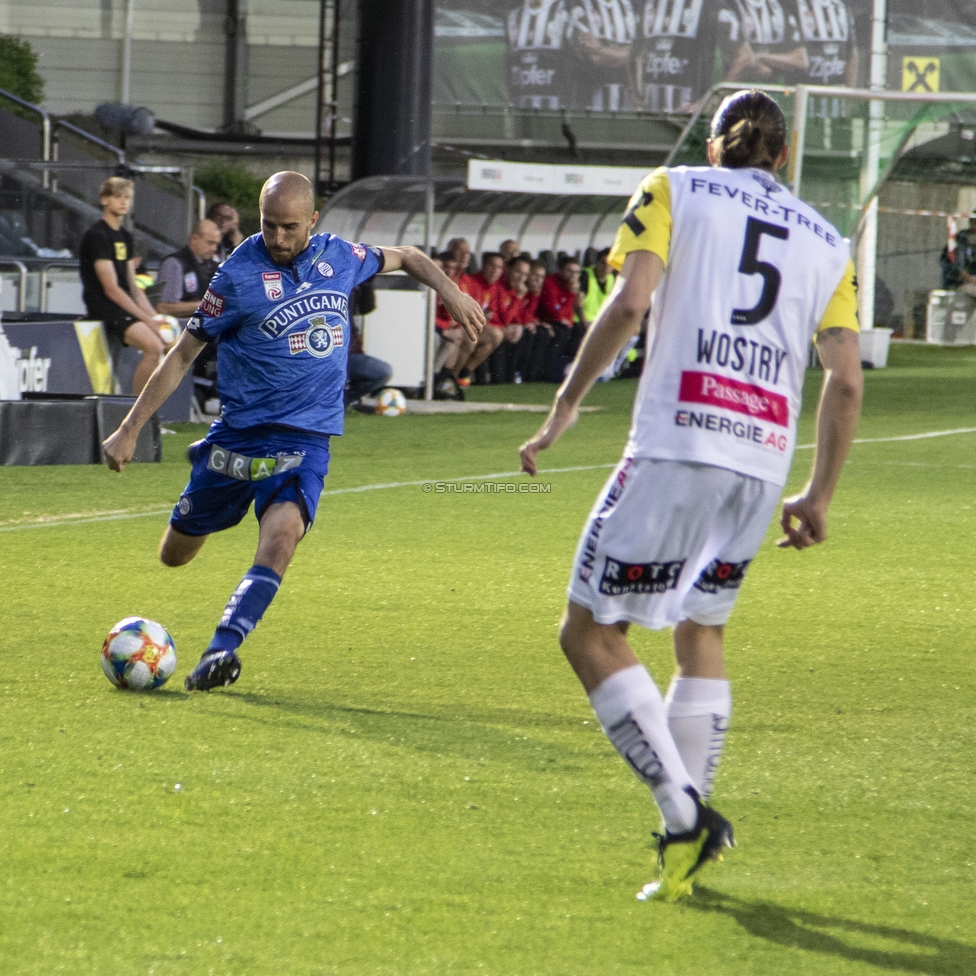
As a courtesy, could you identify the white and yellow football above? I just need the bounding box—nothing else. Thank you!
[374,387,407,417]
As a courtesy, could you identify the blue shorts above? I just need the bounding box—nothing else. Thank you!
[170,421,331,537]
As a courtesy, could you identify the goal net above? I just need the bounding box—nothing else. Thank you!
[667,84,976,342]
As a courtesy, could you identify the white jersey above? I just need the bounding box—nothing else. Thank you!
[608,164,858,487]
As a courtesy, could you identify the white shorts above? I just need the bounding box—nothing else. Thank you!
[568,458,781,630]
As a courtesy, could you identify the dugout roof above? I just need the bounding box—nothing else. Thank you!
[317,176,626,263]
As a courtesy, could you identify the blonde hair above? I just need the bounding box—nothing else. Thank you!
[99,176,134,199]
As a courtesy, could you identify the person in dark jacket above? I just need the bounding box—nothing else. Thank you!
[156,220,223,319]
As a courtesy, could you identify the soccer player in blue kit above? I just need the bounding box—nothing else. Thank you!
[103,171,486,690]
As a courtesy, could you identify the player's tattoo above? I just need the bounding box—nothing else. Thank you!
[816,327,858,346]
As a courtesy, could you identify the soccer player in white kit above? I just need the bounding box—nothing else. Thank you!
[520,89,863,901]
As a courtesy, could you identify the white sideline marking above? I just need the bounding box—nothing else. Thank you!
[0,508,174,531]
[795,427,976,450]
[1,428,973,533]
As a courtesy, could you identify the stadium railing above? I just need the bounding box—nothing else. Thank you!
[0,88,205,259]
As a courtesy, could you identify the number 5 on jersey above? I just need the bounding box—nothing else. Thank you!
[732,217,789,326]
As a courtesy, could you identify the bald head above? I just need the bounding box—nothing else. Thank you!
[189,218,222,260]
[260,171,316,217]
[260,171,319,265]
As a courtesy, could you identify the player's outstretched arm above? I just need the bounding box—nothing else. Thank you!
[519,250,662,477]
[103,330,206,472]
[779,327,862,550]
[379,245,485,340]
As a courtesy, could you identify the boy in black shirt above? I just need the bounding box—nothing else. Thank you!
[79,177,169,394]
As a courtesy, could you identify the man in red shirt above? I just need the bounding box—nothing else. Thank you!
[432,251,477,398]
[498,238,520,263]
[488,255,532,383]
[456,252,505,384]
[448,237,473,278]
[519,259,553,382]
[540,255,584,340]
[531,255,585,382]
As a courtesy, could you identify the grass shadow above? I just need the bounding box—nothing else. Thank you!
[210,690,595,772]
[231,690,584,735]
[689,887,976,975]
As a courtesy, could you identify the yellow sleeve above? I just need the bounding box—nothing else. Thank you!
[815,258,860,336]
[607,168,672,271]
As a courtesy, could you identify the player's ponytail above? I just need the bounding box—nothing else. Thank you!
[709,90,786,171]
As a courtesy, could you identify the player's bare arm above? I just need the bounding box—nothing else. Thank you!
[103,330,207,471]
[779,326,862,550]
[519,250,662,476]
[379,245,485,340]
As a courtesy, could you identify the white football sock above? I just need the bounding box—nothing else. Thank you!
[588,664,698,833]
[664,677,731,799]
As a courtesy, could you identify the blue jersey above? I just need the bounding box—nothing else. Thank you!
[187,233,383,435]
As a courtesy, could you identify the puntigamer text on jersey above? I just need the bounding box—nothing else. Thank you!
[259,292,350,339]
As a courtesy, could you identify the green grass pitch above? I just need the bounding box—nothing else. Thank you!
[1,343,973,975]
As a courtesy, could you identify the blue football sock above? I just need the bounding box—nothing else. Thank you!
[208,565,282,654]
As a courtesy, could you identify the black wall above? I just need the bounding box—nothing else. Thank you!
[352,0,433,179]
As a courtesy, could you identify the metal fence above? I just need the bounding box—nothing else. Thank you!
[0,88,203,256]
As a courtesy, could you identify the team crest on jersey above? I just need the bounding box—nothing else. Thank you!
[262,271,284,301]
[287,315,345,358]
[317,261,335,278]
[350,243,366,261]
[199,288,225,317]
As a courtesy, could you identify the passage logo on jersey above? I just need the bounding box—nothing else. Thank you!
[287,316,345,358]
[199,288,225,317]
[351,243,366,261]
[262,271,283,301]
[679,371,789,427]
